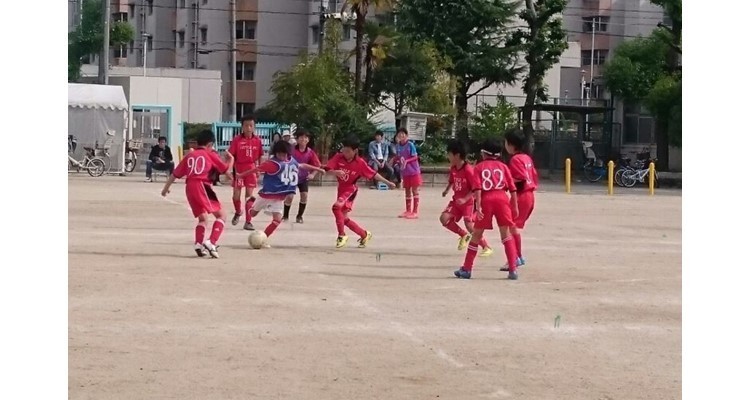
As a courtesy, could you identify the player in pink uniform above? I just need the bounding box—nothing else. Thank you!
[283,129,322,224]
[440,140,494,257]
[393,128,423,219]
[228,114,264,230]
[161,130,234,258]
[324,136,396,248]
[500,128,539,271]
[455,138,519,280]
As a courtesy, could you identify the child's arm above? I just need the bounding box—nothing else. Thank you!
[161,175,177,197]
[223,151,235,181]
[442,182,452,197]
[510,191,519,218]
[372,173,396,189]
[300,163,326,174]
[473,189,483,218]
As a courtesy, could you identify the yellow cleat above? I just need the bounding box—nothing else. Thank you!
[457,234,472,251]
[336,235,349,248]
[358,231,373,248]
[479,247,494,257]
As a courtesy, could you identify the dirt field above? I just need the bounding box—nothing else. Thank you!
[69,175,681,400]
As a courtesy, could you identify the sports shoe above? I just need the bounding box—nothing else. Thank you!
[194,243,208,257]
[479,247,494,257]
[453,268,472,279]
[144,177,153,182]
[202,241,219,259]
[358,231,373,248]
[296,216,304,224]
[404,213,418,219]
[398,211,411,218]
[335,235,349,248]
[243,221,255,231]
[457,234,471,250]
[508,270,519,280]
[282,216,289,222]
[500,257,524,272]
[231,213,242,226]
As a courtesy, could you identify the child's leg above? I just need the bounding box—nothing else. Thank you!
[283,194,293,220]
[208,209,227,245]
[244,189,256,224]
[466,221,490,249]
[343,210,367,238]
[462,228,484,271]
[297,191,309,218]
[510,226,523,259]
[441,212,467,237]
[412,186,420,214]
[331,199,347,237]
[265,212,283,237]
[499,226,518,273]
[232,187,243,219]
[195,214,208,244]
[403,187,413,214]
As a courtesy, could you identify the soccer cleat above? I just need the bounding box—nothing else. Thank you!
[405,213,418,219]
[453,268,472,279]
[335,235,349,248]
[457,234,472,251]
[194,243,208,257]
[296,216,304,224]
[243,221,255,231]
[231,213,242,226]
[202,241,219,259]
[398,211,411,218]
[500,257,524,272]
[358,231,373,248]
[508,270,519,280]
[479,247,494,257]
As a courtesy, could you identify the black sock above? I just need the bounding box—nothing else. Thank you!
[283,204,291,219]
[297,202,307,218]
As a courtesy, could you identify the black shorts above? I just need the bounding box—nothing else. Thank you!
[297,180,309,193]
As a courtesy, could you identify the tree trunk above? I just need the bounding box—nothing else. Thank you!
[455,82,470,142]
[393,95,404,129]
[363,46,373,103]
[655,117,669,171]
[354,13,365,104]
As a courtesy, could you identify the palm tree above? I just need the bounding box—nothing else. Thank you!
[340,0,394,105]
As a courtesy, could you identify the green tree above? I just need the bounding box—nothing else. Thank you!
[397,0,523,142]
[470,97,518,143]
[511,0,568,152]
[68,0,134,82]
[603,0,681,170]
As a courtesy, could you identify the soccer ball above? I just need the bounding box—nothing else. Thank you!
[248,231,268,249]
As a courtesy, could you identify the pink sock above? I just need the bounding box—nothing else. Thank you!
[209,220,225,245]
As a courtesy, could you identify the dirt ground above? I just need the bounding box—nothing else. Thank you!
[69,174,681,400]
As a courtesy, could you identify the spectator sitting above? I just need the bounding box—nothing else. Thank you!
[145,136,174,182]
[368,130,395,188]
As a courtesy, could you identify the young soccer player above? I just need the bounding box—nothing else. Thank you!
[161,130,234,258]
[229,114,264,230]
[393,128,423,219]
[440,140,494,257]
[237,141,325,246]
[499,128,539,271]
[324,136,396,248]
[454,138,520,280]
[283,128,322,224]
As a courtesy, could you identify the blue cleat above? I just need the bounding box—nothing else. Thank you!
[453,268,472,279]
[500,257,525,272]
[508,270,519,280]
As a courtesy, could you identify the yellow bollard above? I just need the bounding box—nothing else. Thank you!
[178,145,183,161]
[607,160,614,195]
[565,158,571,193]
[649,162,656,195]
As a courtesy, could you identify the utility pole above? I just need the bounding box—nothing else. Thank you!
[99,0,110,84]
[318,0,325,54]
[78,0,83,27]
[590,16,596,85]
[230,0,237,121]
[192,2,200,68]
[142,33,151,76]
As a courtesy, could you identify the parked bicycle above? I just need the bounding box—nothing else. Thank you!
[620,160,659,188]
[614,148,652,187]
[581,141,607,182]
[124,139,143,173]
[68,136,106,177]
[94,130,116,173]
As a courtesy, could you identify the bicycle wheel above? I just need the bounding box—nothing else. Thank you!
[614,168,626,187]
[584,161,603,182]
[622,170,637,188]
[86,158,106,177]
[100,155,112,173]
[124,154,137,173]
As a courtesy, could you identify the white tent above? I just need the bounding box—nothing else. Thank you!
[68,83,129,173]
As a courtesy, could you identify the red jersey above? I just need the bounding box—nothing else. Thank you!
[473,159,516,200]
[508,153,538,192]
[173,148,229,184]
[325,153,376,195]
[448,162,477,202]
[228,134,263,167]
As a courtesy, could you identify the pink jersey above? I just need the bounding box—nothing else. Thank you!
[325,153,376,195]
[448,162,478,202]
[173,148,228,184]
[508,153,538,192]
[228,134,263,167]
[473,159,516,201]
[292,146,321,181]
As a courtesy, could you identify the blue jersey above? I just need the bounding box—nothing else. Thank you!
[259,157,299,196]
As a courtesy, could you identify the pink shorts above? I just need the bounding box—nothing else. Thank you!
[474,197,514,230]
[514,191,535,229]
[186,182,222,218]
[233,164,258,189]
[443,200,474,222]
[402,174,423,188]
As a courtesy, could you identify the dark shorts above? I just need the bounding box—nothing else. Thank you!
[298,180,309,193]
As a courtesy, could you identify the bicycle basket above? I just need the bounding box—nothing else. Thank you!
[127,139,143,150]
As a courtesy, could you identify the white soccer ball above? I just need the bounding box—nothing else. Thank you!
[248,231,268,249]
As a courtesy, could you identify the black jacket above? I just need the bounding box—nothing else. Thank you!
[149,145,173,163]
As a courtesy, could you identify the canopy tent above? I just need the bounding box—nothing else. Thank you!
[68,83,129,173]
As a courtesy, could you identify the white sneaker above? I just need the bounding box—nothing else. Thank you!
[202,240,219,258]
[194,243,208,257]
[144,177,153,182]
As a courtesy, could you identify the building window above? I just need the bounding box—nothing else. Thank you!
[180,0,186,8]
[112,12,128,22]
[236,20,256,40]
[147,0,153,15]
[147,36,153,51]
[200,27,208,45]
[583,16,609,33]
[202,0,207,4]
[178,30,185,48]
[623,103,654,144]
[113,44,127,58]
[236,62,256,81]
[129,40,134,54]
[128,3,135,16]
[312,26,320,44]
[581,49,608,66]
[342,24,351,40]
[236,103,255,122]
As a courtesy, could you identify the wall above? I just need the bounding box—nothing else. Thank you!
[123,76,184,152]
